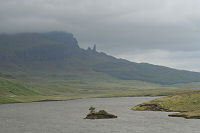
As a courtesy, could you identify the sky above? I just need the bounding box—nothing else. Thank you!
[0,0,200,72]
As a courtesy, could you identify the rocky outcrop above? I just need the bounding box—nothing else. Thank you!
[134,103,171,112]
[85,113,117,119]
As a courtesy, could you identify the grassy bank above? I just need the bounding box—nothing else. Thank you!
[0,88,194,104]
[132,90,200,119]
[0,77,195,104]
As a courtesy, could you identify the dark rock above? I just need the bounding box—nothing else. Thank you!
[85,113,117,119]
[138,104,171,111]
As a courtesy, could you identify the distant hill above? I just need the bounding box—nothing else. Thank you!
[0,31,200,84]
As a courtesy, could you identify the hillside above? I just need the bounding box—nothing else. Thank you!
[0,77,38,103]
[132,90,200,119]
[0,75,194,104]
[1,31,200,84]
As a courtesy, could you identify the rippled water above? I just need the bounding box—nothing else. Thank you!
[0,97,200,133]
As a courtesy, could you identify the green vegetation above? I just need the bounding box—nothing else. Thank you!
[89,106,96,113]
[88,107,108,115]
[97,110,109,115]
[0,31,200,106]
[85,107,117,119]
[0,76,196,104]
[132,90,200,119]
[170,82,200,89]
[0,77,37,96]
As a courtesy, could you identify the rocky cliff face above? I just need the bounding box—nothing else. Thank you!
[0,31,112,72]
[0,31,79,61]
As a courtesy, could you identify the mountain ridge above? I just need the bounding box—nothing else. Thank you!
[0,31,200,84]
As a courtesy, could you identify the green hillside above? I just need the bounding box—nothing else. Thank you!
[0,76,195,104]
[0,77,38,103]
[0,31,200,104]
[0,31,200,84]
[93,61,200,84]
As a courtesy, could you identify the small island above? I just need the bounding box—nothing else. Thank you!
[85,106,117,119]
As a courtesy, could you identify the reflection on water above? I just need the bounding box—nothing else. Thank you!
[0,97,200,133]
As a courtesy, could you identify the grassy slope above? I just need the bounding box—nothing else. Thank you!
[170,82,200,89]
[132,90,200,119]
[0,76,195,104]
[0,77,38,103]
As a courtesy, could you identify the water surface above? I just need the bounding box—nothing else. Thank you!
[0,97,200,133]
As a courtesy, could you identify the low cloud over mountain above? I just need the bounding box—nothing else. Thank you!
[0,0,200,71]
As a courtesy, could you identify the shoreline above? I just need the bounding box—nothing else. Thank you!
[132,90,200,119]
[0,95,161,105]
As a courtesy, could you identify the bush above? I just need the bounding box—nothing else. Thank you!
[97,110,108,115]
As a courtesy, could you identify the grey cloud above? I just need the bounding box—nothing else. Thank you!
[0,0,200,71]
[116,50,200,72]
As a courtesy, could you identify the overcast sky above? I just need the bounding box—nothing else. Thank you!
[0,0,200,72]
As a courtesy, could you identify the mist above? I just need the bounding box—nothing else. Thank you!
[1,0,200,71]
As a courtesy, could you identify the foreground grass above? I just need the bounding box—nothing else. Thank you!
[132,90,200,119]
